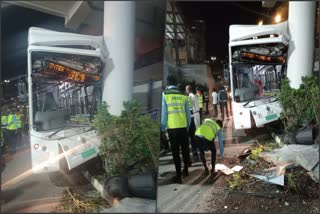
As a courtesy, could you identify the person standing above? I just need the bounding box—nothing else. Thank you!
[196,88,203,124]
[203,89,209,114]
[15,108,23,149]
[218,86,229,121]
[212,89,218,117]
[195,118,224,177]
[161,84,191,184]
[1,109,8,148]
[186,85,201,161]
[6,108,18,154]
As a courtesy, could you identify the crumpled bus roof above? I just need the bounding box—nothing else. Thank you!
[229,21,289,43]
[28,27,108,61]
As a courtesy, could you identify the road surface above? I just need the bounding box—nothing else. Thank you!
[1,146,66,213]
[157,106,271,213]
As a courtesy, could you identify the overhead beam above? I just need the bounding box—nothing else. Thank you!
[65,1,91,30]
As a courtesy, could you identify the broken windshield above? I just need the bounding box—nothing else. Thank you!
[231,44,287,103]
[31,52,103,132]
[232,64,285,103]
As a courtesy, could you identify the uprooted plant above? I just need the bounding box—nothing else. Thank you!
[277,75,319,132]
[227,173,242,190]
[94,101,159,177]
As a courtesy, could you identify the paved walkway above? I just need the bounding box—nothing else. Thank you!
[157,105,268,212]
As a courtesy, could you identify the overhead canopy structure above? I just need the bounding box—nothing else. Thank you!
[4,1,103,30]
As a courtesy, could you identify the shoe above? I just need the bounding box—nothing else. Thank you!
[210,170,218,178]
[183,168,189,177]
[173,176,183,184]
[204,167,209,176]
[193,154,199,162]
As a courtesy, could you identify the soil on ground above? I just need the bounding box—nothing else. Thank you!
[201,144,319,214]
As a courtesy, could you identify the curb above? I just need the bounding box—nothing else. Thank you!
[271,132,284,147]
[82,171,114,206]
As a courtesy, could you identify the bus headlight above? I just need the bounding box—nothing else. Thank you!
[34,144,39,149]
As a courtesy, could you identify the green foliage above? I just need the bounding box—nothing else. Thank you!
[277,75,319,132]
[93,101,160,176]
[249,145,264,161]
[286,173,297,192]
[227,173,241,190]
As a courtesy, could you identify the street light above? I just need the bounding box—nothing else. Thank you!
[211,56,217,61]
[258,20,263,26]
[274,14,281,23]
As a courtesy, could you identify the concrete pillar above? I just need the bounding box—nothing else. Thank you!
[102,1,135,115]
[287,1,316,89]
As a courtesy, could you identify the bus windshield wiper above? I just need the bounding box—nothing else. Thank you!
[47,124,93,139]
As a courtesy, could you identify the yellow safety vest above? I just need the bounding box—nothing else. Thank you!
[164,89,188,129]
[197,93,203,108]
[195,118,221,141]
[204,91,209,100]
[1,115,8,127]
[16,114,22,129]
[7,114,18,131]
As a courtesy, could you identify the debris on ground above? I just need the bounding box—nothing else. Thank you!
[208,140,320,213]
[259,144,319,182]
[215,164,243,175]
[56,185,110,213]
[250,165,286,186]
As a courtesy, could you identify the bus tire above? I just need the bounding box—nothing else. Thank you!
[48,168,89,187]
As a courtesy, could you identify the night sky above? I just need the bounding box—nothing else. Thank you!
[178,1,288,61]
[1,4,75,80]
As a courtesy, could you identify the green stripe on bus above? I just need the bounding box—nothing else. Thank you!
[266,114,278,121]
[81,148,96,158]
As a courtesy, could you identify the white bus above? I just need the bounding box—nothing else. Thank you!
[28,27,108,185]
[228,21,289,129]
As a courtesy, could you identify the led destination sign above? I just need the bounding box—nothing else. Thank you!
[43,60,101,84]
[240,51,286,64]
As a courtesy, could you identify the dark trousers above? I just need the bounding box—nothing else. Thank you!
[188,118,198,157]
[6,130,17,153]
[199,108,203,124]
[161,132,170,151]
[213,104,218,117]
[219,101,229,120]
[168,128,191,178]
[205,101,209,114]
[196,136,217,171]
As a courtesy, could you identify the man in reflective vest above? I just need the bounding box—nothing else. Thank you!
[203,89,209,115]
[6,108,18,154]
[1,110,8,147]
[196,88,204,124]
[195,119,224,177]
[15,108,23,148]
[161,84,191,184]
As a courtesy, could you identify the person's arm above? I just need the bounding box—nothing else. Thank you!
[192,95,199,111]
[217,91,220,103]
[161,94,167,132]
[185,98,191,129]
[217,129,224,157]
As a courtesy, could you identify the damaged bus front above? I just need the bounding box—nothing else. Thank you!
[28,27,107,183]
[228,21,289,129]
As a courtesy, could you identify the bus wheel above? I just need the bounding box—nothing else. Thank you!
[48,169,89,187]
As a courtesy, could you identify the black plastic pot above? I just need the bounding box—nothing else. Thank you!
[295,127,314,145]
[128,172,156,200]
[104,176,130,199]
